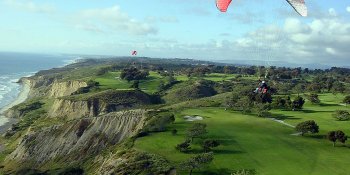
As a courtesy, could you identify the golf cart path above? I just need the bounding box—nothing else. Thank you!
[268,118,303,136]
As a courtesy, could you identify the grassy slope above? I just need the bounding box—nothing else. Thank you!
[95,72,258,95]
[134,95,350,175]
[272,93,350,134]
[175,73,259,82]
[94,71,163,94]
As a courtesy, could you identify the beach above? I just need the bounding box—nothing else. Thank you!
[0,79,31,134]
[0,53,79,134]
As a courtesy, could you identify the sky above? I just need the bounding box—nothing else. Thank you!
[0,0,350,66]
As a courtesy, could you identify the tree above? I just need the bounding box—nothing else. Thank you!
[332,110,350,121]
[307,94,320,104]
[120,67,149,82]
[293,84,306,96]
[343,96,350,105]
[176,139,191,152]
[292,96,305,110]
[295,120,319,136]
[179,152,214,175]
[187,123,207,142]
[255,103,271,118]
[327,130,347,147]
[331,81,345,94]
[202,139,220,152]
[307,83,322,93]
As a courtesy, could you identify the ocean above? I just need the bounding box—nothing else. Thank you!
[0,52,78,127]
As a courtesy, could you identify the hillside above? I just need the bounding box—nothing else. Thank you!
[0,57,349,175]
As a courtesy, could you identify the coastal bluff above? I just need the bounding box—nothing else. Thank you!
[5,109,148,167]
[24,76,88,98]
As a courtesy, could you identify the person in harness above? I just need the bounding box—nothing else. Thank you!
[254,80,268,94]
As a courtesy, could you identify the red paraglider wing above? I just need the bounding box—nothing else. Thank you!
[131,50,137,56]
[216,0,232,12]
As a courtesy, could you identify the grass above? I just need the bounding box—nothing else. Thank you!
[175,73,259,82]
[94,71,164,94]
[134,94,350,175]
[271,93,350,133]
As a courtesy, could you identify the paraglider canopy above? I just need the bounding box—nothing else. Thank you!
[216,0,308,17]
[131,50,137,56]
[216,0,232,12]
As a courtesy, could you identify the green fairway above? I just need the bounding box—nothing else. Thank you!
[272,93,350,134]
[134,96,350,175]
[175,73,259,82]
[94,71,164,93]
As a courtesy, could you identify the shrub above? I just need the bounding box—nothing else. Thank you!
[202,139,220,152]
[295,120,319,136]
[176,139,191,152]
[187,123,207,142]
[146,112,175,132]
[307,93,320,104]
[332,110,350,121]
[343,96,350,104]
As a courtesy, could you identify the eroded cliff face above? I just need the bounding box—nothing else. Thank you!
[49,99,132,120]
[24,76,87,98]
[5,109,147,167]
[48,90,152,120]
[48,81,87,98]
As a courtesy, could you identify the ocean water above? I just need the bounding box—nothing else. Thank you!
[0,52,77,120]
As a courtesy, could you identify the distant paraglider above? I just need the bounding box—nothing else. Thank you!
[131,50,137,56]
[254,80,269,94]
[216,0,308,17]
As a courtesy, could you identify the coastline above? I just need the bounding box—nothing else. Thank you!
[0,56,81,134]
[0,78,31,134]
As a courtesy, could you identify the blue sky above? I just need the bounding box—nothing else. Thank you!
[0,0,350,66]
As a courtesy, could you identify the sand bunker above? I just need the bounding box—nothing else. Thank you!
[184,116,203,121]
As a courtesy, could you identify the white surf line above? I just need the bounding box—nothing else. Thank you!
[269,118,295,128]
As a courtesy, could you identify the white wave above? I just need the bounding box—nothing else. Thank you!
[0,76,10,79]
[0,85,6,91]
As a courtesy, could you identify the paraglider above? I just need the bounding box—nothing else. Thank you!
[131,50,137,56]
[254,80,269,94]
[216,0,308,17]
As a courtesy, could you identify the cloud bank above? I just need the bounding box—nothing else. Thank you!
[4,0,55,13]
[74,6,158,36]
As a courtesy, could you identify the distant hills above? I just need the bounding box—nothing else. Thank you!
[215,59,346,70]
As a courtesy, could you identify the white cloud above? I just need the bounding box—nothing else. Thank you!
[232,17,350,65]
[4,0,55,13]
[328,8,337,17]
[75,5,157,36]
[155,17,350,66]
[347,6,350,13]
